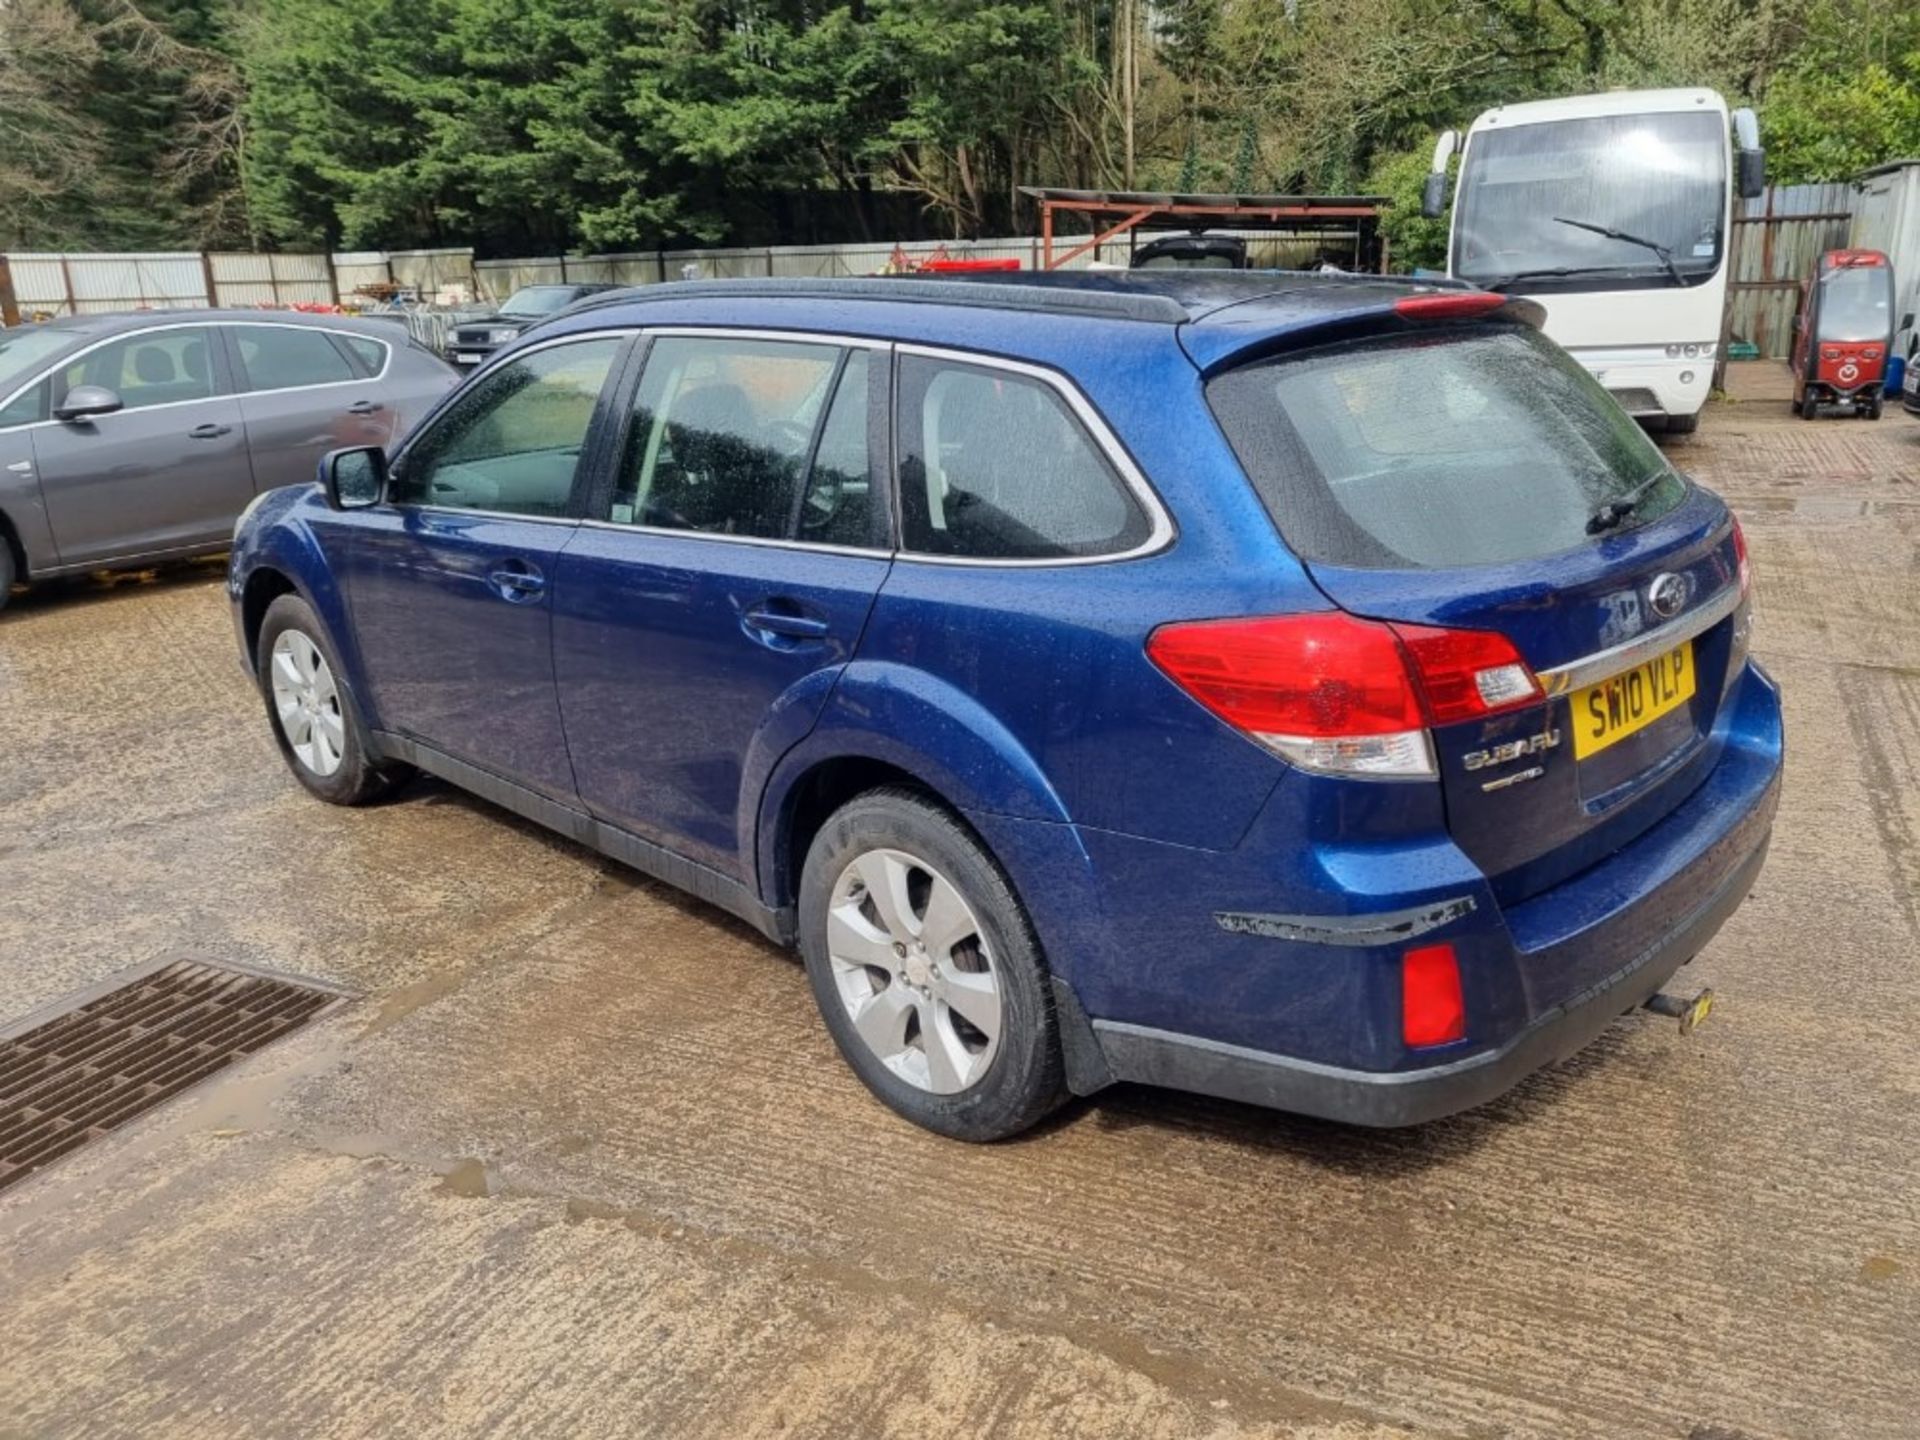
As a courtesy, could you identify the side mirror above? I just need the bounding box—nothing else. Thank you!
[320,445,387,510]
[1736,148,1766,200]
[1901,311,1915,331]
[53,385,124,422]
[1421,130,1458,219]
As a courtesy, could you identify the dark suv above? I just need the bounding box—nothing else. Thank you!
[229,273,1782,1141]
[445,283,620,369]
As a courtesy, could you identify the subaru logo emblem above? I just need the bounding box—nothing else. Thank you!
[1647,572,1688,620]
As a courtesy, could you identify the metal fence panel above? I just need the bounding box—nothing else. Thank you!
[207,251,334,307]
[4,252,207,315]
[386,248,476,303]
[1727,185,1853,357]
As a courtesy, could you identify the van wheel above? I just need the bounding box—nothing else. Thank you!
[255,593,410,806]
[1800,394,1820,420]
[798,788,1067,1141]
[1866,395,1884,420]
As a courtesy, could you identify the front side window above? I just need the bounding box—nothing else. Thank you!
[1207,326,1688,570]
[897,356,1150,560]
[232,326,356,392]
[390,337,620,517]
[0,379,47,429]
[612,336,849,540]
[1453,111,1728,292]
[59,328,215,412]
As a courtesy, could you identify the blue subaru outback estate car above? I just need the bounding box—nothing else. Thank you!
[229,274,1782,1141]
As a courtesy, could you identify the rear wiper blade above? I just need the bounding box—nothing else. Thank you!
[1587,470,1672,534]
[1552,216,1686,287]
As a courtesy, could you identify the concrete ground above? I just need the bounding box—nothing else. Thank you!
[1,364,1916,1439]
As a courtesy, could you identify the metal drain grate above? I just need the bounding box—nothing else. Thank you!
[0,960,343,1193]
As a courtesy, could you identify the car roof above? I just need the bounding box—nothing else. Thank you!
[26,309,403,339]
[546,271,1522,375]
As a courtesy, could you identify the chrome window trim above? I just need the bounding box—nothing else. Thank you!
[573,516,891,559]
[388,327,638,518]
[890,340,1176,569]
[1535,582,1743,696]
[0,317,395,428]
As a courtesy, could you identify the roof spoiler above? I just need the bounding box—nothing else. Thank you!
[1186,288,1545,376]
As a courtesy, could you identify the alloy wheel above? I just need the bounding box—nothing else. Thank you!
[825,847,1003,1095]
[269,629,345,778]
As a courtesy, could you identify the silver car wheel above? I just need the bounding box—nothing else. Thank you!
[269,628,345,778]
[826,847,1003,1095]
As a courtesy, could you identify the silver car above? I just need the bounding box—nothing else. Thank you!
[0,310,457,609]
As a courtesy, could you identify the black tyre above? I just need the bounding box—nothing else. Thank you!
[798,787,1067,1141]
[255,593,410,806]
[1866,394,1884,420]
[1664,410,1700,436]
[1800,394,1820,421]
[0,543,14,612]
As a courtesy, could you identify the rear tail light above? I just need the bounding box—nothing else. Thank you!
[1731,515,1751,599]
[1146,613,1542,780]
[1393,291,1507,322]
[1402,943,1466,1047]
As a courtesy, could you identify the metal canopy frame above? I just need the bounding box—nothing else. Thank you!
[1020,187,1392,272]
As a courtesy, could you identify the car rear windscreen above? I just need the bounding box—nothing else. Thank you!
[1206,326,1688,570]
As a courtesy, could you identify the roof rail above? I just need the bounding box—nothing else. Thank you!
[559,275,1191,325]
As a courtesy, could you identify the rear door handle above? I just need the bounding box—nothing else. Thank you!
[743,607,831,640]
[487,565,546,602]
[188,423,232,440]
[347,400,384,416]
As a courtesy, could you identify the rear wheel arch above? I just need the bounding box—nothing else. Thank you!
[768,755,947,915]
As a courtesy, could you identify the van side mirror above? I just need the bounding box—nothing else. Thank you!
[53,385,124,422]
[1736,148,1766,200]
[1422,130,1458,219]
[321,445,387,510]
[1901,311,1915,332]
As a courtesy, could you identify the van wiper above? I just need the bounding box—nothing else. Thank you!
[1587,470,1672,534]
[1478,264,1623,292]
[1552,216,1686,287]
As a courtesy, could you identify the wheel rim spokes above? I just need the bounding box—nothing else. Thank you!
[826,847,1002,1095]
[269,629,344,778]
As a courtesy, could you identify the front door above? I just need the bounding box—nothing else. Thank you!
[335,332,627,802]
[30,325,255,567]
[552,333,892,877]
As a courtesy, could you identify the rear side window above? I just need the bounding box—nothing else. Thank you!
[613,335,848,540]
[232,326,356,392]
[897,356,1150,560]
[342,335,390,375]
[1207,327,1687,570]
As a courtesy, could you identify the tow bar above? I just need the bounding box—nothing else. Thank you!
[1644,988,1715,1034]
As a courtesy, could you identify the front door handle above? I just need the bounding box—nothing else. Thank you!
[742,606,830,640]
[486,564,546,603]
[347,400,384,416]
[188,422,232,440]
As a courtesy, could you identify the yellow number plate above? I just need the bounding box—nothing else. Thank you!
[1571,640,1696,760]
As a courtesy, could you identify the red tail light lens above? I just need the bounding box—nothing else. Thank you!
[1731,515,1751,599]
[1402,943,1466,1047]
[1146,614,1542,779]
[1393,291,1507,322]
[1390,623,1542,724]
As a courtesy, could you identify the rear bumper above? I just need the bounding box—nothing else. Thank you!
[1093,817,1771,1125]
[1566,349,1712,421]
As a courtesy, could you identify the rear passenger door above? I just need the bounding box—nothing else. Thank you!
[551,331,892,877]
[223,323,394,494]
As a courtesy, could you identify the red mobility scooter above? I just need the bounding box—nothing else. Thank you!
[1792,248,1896,419]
